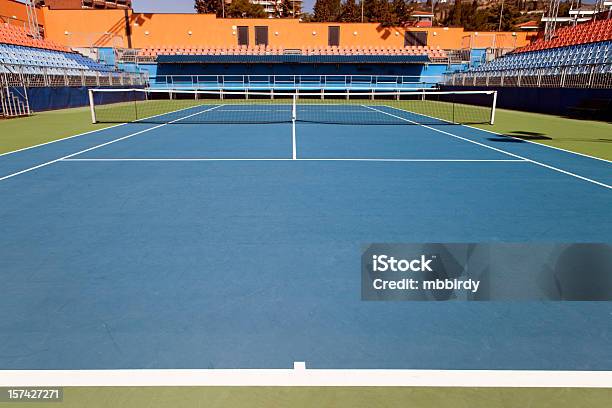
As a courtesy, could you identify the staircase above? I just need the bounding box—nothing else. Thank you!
[0,87,31,119]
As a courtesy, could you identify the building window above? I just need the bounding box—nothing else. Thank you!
[237,26,249,46]
[255,26,268,46]
[328,26,340,47]
[404,31,428,47]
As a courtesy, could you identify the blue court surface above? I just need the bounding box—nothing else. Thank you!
[0,104,611,372]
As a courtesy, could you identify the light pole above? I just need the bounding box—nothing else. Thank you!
[431,0,435,26]
[498,0,505,31]
[361,0,364,23]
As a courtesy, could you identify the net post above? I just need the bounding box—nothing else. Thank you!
[88,88,97,124]
[133,89,138,121]
[490,91,497,125]
[292,93,297,160]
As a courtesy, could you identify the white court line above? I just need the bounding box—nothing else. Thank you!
[364,106,612,190]
[462,119,611,164]
[0,106,224,183]
[213,109,290,112]
[292,122,297,160]
[0,103,222,159]
[62,158,528,162]
[375,104,610,163]
[0,122,128,159]
[1,368,611,387]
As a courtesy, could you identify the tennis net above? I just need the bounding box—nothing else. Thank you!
[89,89,497,125]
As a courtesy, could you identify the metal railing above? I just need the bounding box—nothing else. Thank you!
[150,74,445,90]
[0,85,30,118]
[0,63,149,88]
[444,63,612,89]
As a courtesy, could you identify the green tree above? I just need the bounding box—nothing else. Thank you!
[340,0,361,22]
[460,0,478,29]
[313,0,342,21]
[300,12,315,21]
[450,0,462,27]
[364,0,396,25]
[194,0,223,16]
[226,0,267,18]
[391,0,412,25]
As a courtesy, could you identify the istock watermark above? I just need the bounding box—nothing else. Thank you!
[361,243,612,301]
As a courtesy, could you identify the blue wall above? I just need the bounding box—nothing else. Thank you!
[154,62,449,78]
[421,63,448,78]
[97,47,116,67]
[21,87,92,112]
[113,63,448,81]
[156,63,425,77]
[469,49,487,68]
[441,85,612,118]
[119,62,157,77]
[21,86,141,113]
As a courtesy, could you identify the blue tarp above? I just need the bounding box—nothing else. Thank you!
[21,86,143,112]
[441,85,612,117]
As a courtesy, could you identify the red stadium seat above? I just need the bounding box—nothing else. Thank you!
[515,17,612,53]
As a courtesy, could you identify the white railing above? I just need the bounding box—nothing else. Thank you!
[444,63,612,89]
[0,63,149,88]
[0,85,30,118]
[149,74,444,90]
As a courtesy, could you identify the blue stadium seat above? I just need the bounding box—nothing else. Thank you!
[468,40,611,73]
[0,43,117,75]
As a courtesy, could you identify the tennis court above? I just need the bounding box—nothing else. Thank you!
[0,90,611,374]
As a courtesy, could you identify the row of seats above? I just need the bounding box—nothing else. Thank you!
[516,18,612,53]
[0,22,119,75]
[137,45,447,59]
[0,43,116,73]
[0,23,68,52]
[471,41,611,72]
[301,45,446,58]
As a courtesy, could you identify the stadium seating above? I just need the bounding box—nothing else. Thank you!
[516,18,612,53]
[137,45,447,60]
[0,23,117,75]
[0,23,147,90]
[0,23,68,52]
[471,41,611,72]
[0,43,115,73]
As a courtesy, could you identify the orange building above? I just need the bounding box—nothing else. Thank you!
[37,0,132,9]
[0,1,534,52]
[0,0,45,28]
[36,8,532,51]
